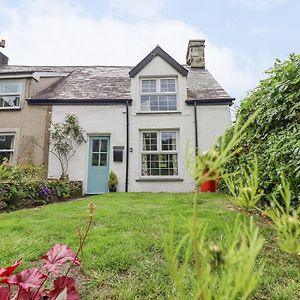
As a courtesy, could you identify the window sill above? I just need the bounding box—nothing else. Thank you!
[0,107,21,111]
[136,177,184,182]
[136,111,182,115]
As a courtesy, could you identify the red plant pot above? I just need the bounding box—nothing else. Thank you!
[200,180,217,192]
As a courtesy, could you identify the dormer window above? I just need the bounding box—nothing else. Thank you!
[0,81,21,109]
[140,78,177,112]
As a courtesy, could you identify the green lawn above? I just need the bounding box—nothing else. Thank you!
[0,193,299,299]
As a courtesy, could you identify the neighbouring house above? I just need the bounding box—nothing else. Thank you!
[0,49,77,165]
[1,40,233,193]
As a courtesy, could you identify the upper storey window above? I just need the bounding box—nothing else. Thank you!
[140,78,177,112]
[0,81,21,109]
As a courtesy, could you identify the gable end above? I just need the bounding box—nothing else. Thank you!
[129,46,188,78]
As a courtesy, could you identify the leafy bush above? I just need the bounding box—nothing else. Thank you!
[0,163,82,211]
[0,160,45,181]
[223,156,264,209]
[221,54,300,206]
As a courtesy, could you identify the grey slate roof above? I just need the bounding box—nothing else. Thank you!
[32,66,132,100]
[1,64,232,103]
[186,67,231,100]
[0,65,80,74]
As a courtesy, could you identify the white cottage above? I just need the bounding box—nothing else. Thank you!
[28,40,233,194]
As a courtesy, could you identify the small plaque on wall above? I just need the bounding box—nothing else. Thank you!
[113,146,124,162]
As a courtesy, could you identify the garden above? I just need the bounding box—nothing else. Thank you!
[0,162,82,212]
[0,55,299,299]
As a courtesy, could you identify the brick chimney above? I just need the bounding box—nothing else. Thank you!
[186,39,205,68]
[0,39,9,65]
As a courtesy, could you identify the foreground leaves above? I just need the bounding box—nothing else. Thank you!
[165,216,264,300]
[4,268,47,291]
[0,259,22,278]
[49,277,79,300]
[42,244,80,274]
[0,287,10,300]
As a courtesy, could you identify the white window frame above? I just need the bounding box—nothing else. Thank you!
[0,80,22,109]
[140,77,177,112]
[141,130,179,177]
[0,132,15,163]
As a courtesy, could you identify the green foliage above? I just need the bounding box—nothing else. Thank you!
[264,177,300,258]
[50,114,86,179]
[0,163,82,211]
[168,110,264,299]
[223,156,264,209]
[108,171,118,189]
[165,217,264,299]
[0,162,45,182]
[222,54,300,205]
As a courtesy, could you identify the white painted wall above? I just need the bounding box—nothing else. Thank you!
[48,56,232,193]
[48,105,127,193]
[197,105,231,153]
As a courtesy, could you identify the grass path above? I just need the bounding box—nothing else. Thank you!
[0,193,299,299]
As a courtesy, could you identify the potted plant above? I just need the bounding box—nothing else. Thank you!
[108,171,118,192]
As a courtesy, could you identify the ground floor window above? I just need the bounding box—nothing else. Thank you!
[141,130,178,176]
[0,133,15,163]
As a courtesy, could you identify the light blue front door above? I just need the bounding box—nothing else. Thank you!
[87,136,110,194]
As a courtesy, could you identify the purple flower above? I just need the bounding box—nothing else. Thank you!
[39,187,51,199]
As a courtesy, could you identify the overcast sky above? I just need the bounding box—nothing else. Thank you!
[0,0,299,107]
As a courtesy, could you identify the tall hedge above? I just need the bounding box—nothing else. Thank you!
[223,54,300,205]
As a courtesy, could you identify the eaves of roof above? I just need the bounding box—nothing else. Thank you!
[27,98,132,106]
[185,98,234,106]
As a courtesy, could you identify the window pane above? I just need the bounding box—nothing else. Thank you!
[160,79,176,93]
[149,95,159,111]
[158,97,168,110]
[141,95,150,111]
[161,132,176,151]
[100,153,107,166]
[0,135,14,150]
[0,95,20,107]
[4,82,21,93]
[141,94,177,111]
[141,153,178,176]
[92,139,100,152]
[142,80,156,93]
[0,151,13,163]
[157,95,176,111]
[143,132,157,151]
[100,139,108,152]
[92,153,99,166]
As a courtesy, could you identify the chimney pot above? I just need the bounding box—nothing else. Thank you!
[186,39,205,68]
[0,40,5,48]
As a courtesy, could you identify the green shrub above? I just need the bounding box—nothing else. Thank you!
[0,163,82,211]
[108,171,118,189]
[221,54,300,206]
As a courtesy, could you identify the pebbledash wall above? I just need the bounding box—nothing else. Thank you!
[48,56,231,193]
